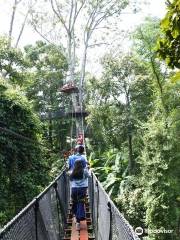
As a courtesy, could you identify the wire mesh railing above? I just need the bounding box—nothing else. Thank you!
[0,170,69,240]
[0,168,139,240]
[88,172,140,240]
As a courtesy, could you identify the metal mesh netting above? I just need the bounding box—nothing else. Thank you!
[1,169,140,240]
[88,173,95,230]
[92,175,98,238]
[0,205,36,240]
[0,170,69,240]
[57,171,69,220]
[97,182,111,240]
[89,173,140,240]
[38,187,59,240]
[111,202,139,240]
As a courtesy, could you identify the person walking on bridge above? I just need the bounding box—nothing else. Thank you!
[69,159,91,230]
[68,145,87,171]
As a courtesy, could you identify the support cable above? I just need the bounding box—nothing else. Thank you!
[54,182,63,239]
[70,94,74,149]
[79,86,87,154]
[96,180,100,240]
[107,201,112,240]
[35,198,39,240]
[91,173,95,229]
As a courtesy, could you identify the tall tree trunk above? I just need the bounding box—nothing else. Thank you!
[125,89,134,175]
[150,57,168,114]
[76,44,88,135]
[15,9,29,48]
[128,131,134,174]
[48,111,53,148]
[48,90,54,148]
[9,0,18,47]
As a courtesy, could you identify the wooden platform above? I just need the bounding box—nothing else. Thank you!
[40,110,88,120]
[70,219,89,240]
[64,198,95,240]
[71,218,79,240]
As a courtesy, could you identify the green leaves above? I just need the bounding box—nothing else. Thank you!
[87,14,179,238]
[23,41,70,151]
[137,110,180,239]
[171,71,180,82]
[161,16,170,30]
[157,0,180,68]
[0,37,27,85]
[0,79,49,225]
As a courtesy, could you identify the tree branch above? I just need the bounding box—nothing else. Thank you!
[31,20,52,44]
[15,9,29,47]
[50,0,69,34]
[9,0,18,47]
[68,0,74,32]
[71,0,86,31]
[88,42,110,48]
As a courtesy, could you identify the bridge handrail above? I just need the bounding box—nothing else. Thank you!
[0,168,69,240]
[89,172,140,240]
[0,168,140,240]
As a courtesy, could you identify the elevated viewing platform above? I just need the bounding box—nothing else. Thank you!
[59,82,79,94]
[40,108,88,120]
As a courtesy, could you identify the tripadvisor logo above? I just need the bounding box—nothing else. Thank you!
[134,226,174,236]
[135,227,143,236]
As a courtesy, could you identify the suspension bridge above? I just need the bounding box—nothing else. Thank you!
[0,167,139,240]
[0,82,140,240]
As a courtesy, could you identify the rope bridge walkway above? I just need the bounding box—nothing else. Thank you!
[1,80,140,239]
[0,169,139,240]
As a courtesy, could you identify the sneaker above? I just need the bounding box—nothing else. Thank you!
[76,222,80,231]
[73,216,76,223]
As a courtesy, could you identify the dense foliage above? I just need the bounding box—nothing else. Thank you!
[23,41,69,151]
[0,2,179,240]
[87,17,180,240]
[0,38,27,85]
[0,79,49,225]
[157,0,180,68]
[0,39,68,226]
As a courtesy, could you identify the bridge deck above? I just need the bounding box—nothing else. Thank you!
[70,220,88,240]
[64,197,94,240]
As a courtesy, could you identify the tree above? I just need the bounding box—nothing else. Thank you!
[24,41,68,149]
[138,98,180,239]
[87,17,180,238]
[0,79,49,225]
[6,0,37,47]
[86,53,154,229]
[132,17,170,113]
[131,16,180,239]
[0,37,27,84]
[30,0,129,134]
[95,53,154,174]
[157,0,180,69]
